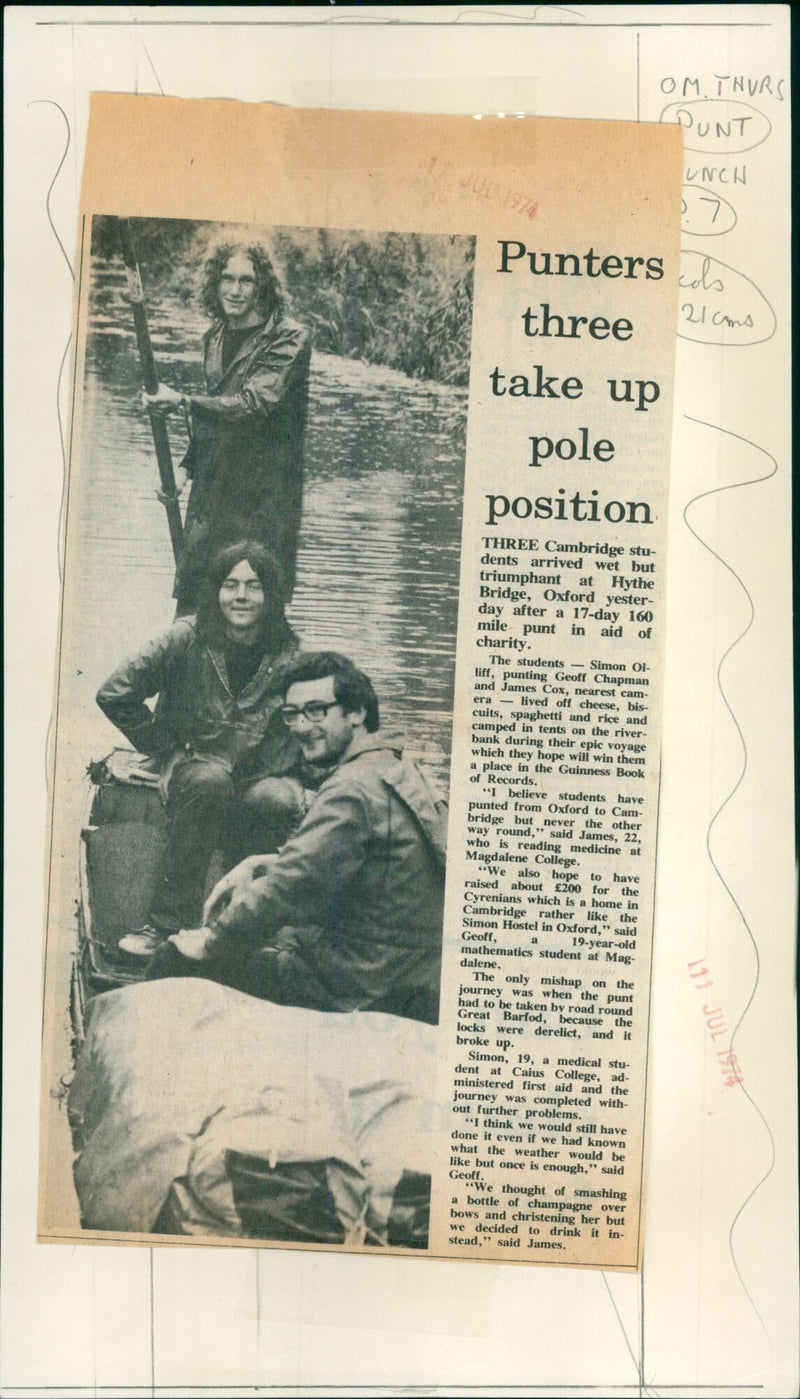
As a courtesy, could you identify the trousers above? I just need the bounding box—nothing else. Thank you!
[149,756,302,932]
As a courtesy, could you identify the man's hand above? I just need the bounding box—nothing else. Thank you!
[157,749,185,806]
[168,927,220,961]
[203,854,277,930]
[142,384,182,415]
[156,464,188,505]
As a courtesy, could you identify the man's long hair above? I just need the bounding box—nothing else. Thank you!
[201,242,284,323]
[280,652,380,733]
[199,541,294,652]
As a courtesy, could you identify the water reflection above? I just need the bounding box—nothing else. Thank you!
[77,263,468,791]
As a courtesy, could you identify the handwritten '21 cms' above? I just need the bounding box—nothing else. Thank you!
[678,249,776,347]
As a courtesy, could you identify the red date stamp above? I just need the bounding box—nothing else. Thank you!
[688,959,744,1088]
[425,156,539,220]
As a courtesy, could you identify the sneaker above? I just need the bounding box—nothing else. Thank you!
[118,926,167,957]
[168,927,218,961]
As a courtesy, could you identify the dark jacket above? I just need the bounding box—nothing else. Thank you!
[96,616,299,779]
[175,312,311,609]
[215,730,448,1021]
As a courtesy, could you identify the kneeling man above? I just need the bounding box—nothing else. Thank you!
[149,652,447,1024]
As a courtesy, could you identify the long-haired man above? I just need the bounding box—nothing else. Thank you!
[144,241,311,613]
[96,541,303,957]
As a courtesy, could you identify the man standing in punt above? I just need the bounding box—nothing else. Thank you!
[144,242,310,614]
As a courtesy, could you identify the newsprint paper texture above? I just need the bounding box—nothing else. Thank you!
[38,94,681,1267]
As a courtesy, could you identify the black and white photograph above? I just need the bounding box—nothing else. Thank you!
[41,216,476,1249]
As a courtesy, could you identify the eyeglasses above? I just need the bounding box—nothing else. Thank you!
[280,700,341,727]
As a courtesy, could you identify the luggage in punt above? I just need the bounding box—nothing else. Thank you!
[69,979,436,1249]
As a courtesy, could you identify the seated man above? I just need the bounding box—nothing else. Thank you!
[148,652,448,1024]
[96,541,303,958]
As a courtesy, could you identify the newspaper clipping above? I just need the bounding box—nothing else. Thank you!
[38,97,682,1267]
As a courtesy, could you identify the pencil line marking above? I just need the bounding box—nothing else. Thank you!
[682,414,778,1367]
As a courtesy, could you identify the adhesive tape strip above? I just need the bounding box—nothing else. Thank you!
[291,78,538,119]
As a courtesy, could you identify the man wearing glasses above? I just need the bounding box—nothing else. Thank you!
[149,652,447,1025]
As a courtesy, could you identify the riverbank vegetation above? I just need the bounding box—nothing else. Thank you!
[91,217,475,386]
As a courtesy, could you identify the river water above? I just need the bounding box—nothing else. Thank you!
[42,263,469,1216]
[75,263,469,791]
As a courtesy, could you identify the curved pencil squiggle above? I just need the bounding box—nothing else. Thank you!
[28,99,75,810]
[28,99,74,279]
[683,413,778,1363]
[456,6,585,20]
[28,99,74,510]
